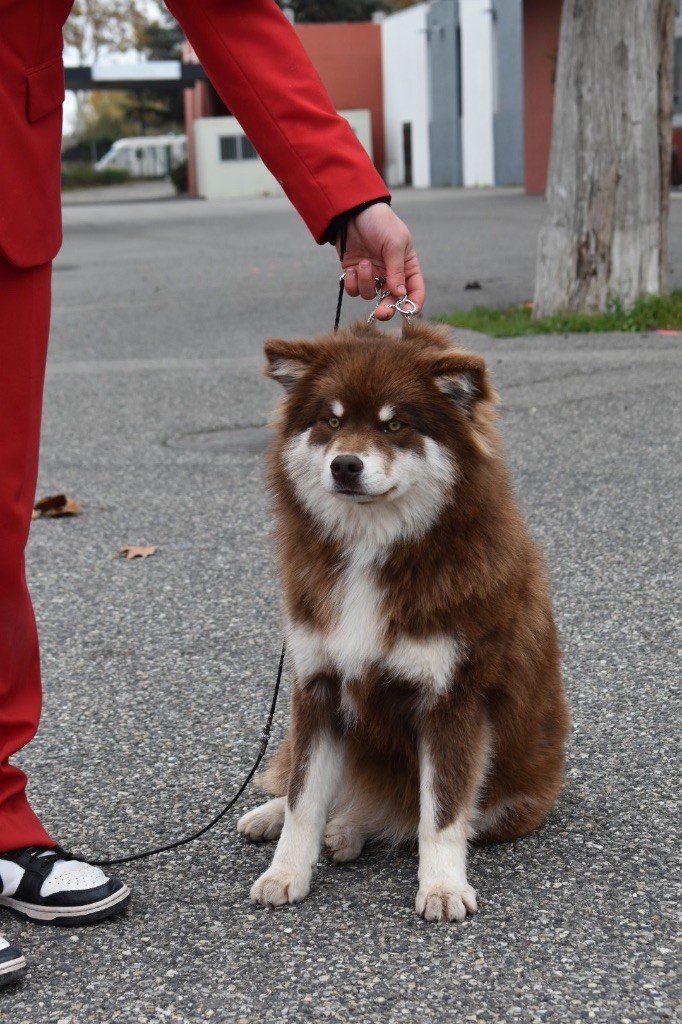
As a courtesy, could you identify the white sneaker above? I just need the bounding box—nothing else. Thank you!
[0,846,130,926]
[0,934,26,987]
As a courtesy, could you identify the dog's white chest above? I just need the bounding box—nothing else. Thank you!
[326,555,384,682]
[286,555,462,700]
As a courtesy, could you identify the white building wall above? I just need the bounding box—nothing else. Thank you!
[460,0,495,186]
[195,111,373,200]
[195,117,280,199]
[382,4,431,188]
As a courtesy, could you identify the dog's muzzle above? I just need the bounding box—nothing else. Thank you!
[330,454,364,494]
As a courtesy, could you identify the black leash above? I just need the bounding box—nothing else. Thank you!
[334,218,348,332]
[91,647,285,866]
[89,240,349,868]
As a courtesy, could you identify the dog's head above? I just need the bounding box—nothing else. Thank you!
[264,322,499,546]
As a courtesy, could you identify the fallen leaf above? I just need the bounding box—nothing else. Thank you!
[33,494,81,518]
[117,546,157,561]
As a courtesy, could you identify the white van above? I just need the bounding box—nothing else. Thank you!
[95,135,187,178]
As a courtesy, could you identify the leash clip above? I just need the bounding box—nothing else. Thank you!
[368,281,419,324]
[388,295,418,321]
[367,277,392,324]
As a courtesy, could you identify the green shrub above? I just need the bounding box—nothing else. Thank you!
[169,158,189,194]
[61,164,131,190]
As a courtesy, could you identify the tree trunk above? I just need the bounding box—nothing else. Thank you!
[533,0,676,318]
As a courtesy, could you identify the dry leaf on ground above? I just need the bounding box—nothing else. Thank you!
[33,494,81,519]
[117,546,157,561]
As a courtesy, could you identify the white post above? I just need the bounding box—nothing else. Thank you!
[460,0,495,186]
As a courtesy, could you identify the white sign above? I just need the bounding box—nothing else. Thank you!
[91,61,181,81]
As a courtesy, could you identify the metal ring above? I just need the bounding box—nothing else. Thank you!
[381,296,419,321]
[367,288,392,323]
[391,296,419,319]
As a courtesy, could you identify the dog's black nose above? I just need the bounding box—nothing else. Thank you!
[331,454,364,488]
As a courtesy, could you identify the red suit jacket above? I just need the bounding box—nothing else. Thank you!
[0,0,390,268]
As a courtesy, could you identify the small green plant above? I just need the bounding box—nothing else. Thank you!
[61,164,131,190]
[169,158,189,194]
[437,292,682,337]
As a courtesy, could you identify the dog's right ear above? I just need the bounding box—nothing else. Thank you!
[264,339,318,391]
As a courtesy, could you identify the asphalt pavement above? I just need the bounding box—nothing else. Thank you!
[1,187,680,1024]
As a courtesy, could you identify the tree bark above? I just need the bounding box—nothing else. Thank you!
[657,0,676,295]
[533,0,676,318]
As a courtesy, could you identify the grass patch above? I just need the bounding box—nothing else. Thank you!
[437,291,682,337]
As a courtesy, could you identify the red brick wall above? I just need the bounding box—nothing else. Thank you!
[295,23,384,174]
[523,0,563,194]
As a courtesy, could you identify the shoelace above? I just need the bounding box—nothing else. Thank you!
[10,845,73,865]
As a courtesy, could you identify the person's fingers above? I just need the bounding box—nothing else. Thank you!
[371,251,426,320]
[356,259,379,300]
[404,255,426,314]
[371,301,395,322]
[343,266,360,297]
[382,245,408,301]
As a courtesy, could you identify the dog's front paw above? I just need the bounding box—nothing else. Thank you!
[250,867,312,907]
[237,798,286,842]
[415,883,478,923]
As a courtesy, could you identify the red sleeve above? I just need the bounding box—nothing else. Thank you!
[164,0,390,243]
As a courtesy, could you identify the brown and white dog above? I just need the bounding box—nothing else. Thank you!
[238,321,570,922]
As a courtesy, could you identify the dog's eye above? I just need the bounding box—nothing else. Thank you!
[386,420,402,433]
[327,416,341,429]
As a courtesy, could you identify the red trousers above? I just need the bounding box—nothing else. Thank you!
[0,254,55,850]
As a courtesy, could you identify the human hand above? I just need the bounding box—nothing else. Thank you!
[336,204,426,321]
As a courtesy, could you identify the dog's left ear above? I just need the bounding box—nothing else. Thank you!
[430,350,498,456]
[264,339,318,391]
[431,351,495,412]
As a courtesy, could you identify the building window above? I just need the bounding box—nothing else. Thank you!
[241,136,258,160]
[219,136,238,161]
[219,135,258,161]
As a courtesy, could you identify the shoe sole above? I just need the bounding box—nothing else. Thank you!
[0,954,27,986]
[0,884,131,926]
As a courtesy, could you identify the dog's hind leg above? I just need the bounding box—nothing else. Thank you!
[237,798,286,842]
[324,814,367,863]
[237,737,291,841]
[324,771,419,860]
[474,790,560,844]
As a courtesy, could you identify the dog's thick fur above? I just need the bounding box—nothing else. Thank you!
[238,321,569,922]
